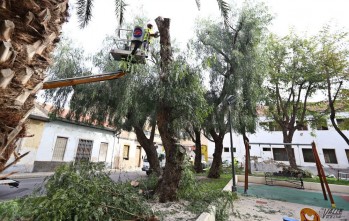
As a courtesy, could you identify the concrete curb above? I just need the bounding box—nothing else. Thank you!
[7,172,54,179]
[196,206,216,221]
[3,169,144,179]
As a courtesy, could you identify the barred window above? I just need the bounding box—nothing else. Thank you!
[273,148,291,161]
[323,149,337,164]
[302,149,315,163]
[76,139,93,161]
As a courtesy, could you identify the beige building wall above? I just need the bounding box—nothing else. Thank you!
[114,131,143,170]
[7,118,47,172]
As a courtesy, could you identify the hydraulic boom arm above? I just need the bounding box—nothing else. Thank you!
[42,71,126,89]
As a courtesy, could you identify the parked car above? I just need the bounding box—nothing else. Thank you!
[142,153,166,175]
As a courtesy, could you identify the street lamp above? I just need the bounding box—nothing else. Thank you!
[227,95,237,192]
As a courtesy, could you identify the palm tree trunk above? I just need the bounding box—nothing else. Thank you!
[0,0,69,172]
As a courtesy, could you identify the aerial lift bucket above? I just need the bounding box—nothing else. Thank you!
[110,26,146,64]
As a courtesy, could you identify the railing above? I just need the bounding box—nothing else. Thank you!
[338,172,349,181]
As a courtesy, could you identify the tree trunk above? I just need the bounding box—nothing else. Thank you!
[154,16,185,202]
[207,130,224,178]
[242,132,251,174]
[0,0,69,172]
[156,106,184,202]
[134,125,161,176]
[283,135,297,169]
[193,128,203,173]
[327,80,349,145]
[329,114,349,144]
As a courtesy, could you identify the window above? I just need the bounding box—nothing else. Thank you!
[224,147,236,152]
[337,118,349,130]
[98,142,108,162]
[52,137,68,161]
[123,145,130,160]
[302,149,315,162]
[273,148,291,161]
[263,147,271,151]
[323,149,338,164]
[75,139,93,161]
[346,150,349,163]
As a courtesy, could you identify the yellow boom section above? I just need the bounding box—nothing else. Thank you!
[42,71,126,89]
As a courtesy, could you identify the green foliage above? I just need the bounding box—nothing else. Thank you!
[138,173,159,198]
[44,37,92,111]
[177,164,235,219]
[11,162,152,220]
[214,196,231,221]
[193,1,272,137]
[155,56,210,134]
[0,200,21,221]
[222,159,243,175]
[177,161,198,199]
[303,177,349,186]
[264,32,325,167]
[265,33,323,124]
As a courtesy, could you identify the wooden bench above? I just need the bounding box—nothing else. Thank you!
[265,172,304,189]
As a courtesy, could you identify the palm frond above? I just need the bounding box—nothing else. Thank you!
[77,0,94,28]
[195,0,201,10]
[216,0,230,26]
[115,0,127,26]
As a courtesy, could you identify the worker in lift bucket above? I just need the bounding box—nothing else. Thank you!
[142,23,159,57]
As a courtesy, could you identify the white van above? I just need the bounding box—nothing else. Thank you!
[142,153,165,175]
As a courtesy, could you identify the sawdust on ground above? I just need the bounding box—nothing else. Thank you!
[229,195,349,221]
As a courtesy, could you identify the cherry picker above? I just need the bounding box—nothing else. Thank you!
[43,26,149,89]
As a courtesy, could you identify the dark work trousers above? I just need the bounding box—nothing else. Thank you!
[131,41,143,55]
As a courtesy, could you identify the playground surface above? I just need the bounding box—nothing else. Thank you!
[228,183,349,221]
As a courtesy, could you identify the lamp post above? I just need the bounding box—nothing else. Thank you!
[227,95,237,192]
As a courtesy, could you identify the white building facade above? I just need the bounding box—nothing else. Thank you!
[210,117,349,171]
